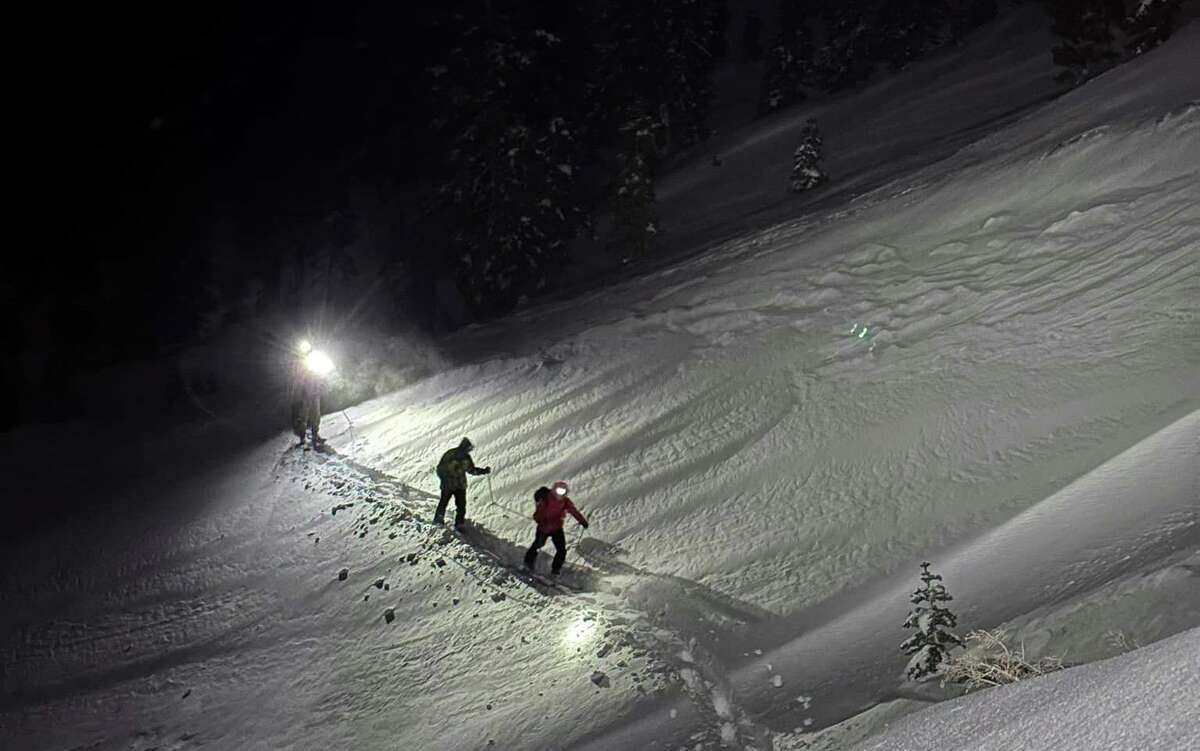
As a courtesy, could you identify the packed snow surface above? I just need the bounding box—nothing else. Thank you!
[422,20,1200,617]
[3,17,1199,751]
[850,626,1200,751]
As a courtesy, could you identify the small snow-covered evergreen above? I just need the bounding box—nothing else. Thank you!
[788,119,827,193]
[900,561,963,681]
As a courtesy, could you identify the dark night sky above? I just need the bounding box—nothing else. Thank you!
[5,2,453,427]
[12,0,1036,428]
[38,1,436,255]
[20,3,440,369]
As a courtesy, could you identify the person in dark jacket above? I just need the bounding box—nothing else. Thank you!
[293,371,323,446]
[289,344,325,447]
[524,480,588,575]
[434,437,491,527]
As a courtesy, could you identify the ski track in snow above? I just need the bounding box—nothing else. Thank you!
[425,97,1200,620]
[389,26,1198,749]
[2,440,768,750]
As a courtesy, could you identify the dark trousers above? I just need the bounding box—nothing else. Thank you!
[524,530,567,573]
[435,487,467,525]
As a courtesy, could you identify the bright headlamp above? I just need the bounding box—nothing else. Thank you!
[304,349,335,377]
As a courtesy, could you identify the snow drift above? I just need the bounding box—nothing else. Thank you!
[850,626,1200,751]
[3,15,1198,751]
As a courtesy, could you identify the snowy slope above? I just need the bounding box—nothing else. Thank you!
[658,6,1064,255]
[398,20,1199,617]
[1,440,699,751]
[3,16,1199,751]
[846,626,1200,751]
[374,20,1200,746]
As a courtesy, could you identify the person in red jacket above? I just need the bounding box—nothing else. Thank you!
[524,480,588,575]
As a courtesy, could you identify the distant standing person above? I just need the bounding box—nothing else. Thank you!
[524,481,588,576]
[291,367,324,447]
[434,437,491,528]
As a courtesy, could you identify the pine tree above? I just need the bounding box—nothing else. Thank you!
[790,0,999,93]
[429,11,589,317]
[900,561,964,681]
[611,106,662,258]
[789,119,827,192]
[1124,0,1182,56]
[760,0,815,113]
[876,0,936,70]
[591,1,726,256]
[761,31,811,112]
[425,0,729,300]
[1047,0,1125,84]
[445,114,587,316]
[806,1,878,91]
[590,0,723,152]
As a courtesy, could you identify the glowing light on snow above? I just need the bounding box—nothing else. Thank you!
[849,322,872,339]
[304,349,335,377]
[564,615,598,648]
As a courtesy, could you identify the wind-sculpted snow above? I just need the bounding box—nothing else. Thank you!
[3,20,1199,751]
[370,25,1198,747]
[849,626,1200,751]
[2,439,760,750]
[395,27,1200,620]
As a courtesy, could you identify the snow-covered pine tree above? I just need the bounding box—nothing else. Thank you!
[875,0,935,70]
[611,107,661,258]
[789,119,827,192]
[805,2,877,91]
[797,0,998,92]
[900,561,963,681]
[761,32,810,112]
[1047,0,1125,84]
[1123,0,1182,56]
[590,0,723,154]
[429,14,589,317]
[446,114,587,316]
[760,1,814,113]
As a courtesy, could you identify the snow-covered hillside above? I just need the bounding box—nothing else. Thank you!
[3,15,1198,751]
[659,5,1063,254]
[845,626,1200,751]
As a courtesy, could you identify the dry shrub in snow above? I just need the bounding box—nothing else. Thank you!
[943,629,1065,692]
[1104,629,1141,654]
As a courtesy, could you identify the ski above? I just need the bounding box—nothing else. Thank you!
[449,521,579,595]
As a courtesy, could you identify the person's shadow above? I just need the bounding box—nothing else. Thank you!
[453,521,602,592]
[574,537,772,635]
[282,441,774,621]
[286,444,600,592]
